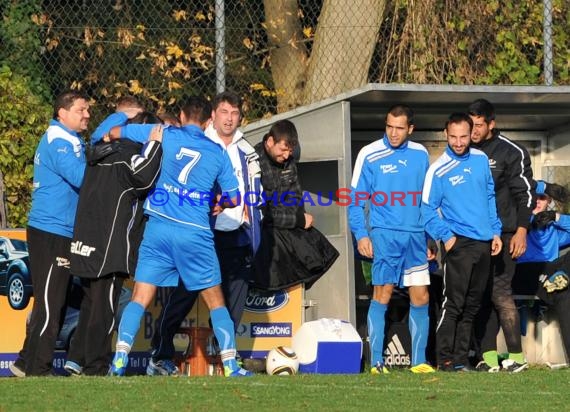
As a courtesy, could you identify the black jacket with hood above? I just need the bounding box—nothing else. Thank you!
[251,141,339,291]
[70,139,162,278]
[473,129,536,233]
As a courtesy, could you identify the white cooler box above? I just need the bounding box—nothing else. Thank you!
[292,318,362,374]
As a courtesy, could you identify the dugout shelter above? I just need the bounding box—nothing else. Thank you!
[244,83,570,364]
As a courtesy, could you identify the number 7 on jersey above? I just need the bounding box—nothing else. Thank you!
[176,148,201,184]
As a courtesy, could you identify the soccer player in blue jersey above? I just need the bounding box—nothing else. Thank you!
[422,113,502,371]
[348,104,435,374]
[147,92,263,377]
[107,97,251,377]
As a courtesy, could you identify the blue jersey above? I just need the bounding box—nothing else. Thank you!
[91,112,128,145]
[422,146,501,242]
[518,214,570,263]
[120,123,239,229]
[348,135,429,240]
[28,120,86,237]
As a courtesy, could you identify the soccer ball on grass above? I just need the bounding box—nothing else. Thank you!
[265,346,299,375]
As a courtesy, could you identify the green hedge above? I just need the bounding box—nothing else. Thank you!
[0,65,51,227]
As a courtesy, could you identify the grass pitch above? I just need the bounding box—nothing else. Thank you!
[2,368,570,411]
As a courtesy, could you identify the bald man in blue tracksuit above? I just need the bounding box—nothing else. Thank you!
[422,113,502,371]
[349,104,434,374]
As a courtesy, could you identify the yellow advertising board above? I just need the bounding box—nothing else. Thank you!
[129,283,304,370]
[0,229,34,376]
[0,228,304,376]
[236,284,303,358]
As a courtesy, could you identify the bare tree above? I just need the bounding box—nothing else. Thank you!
[263,0,309,112]
[304,0,386,104]
[264,0,386,111]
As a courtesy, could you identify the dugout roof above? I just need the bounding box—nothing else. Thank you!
[247,83,570,133]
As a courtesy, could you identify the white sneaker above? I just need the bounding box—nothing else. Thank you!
[501,359,528,373]
[146,359,180,376]
[9,362,25,377]
[475,361,500,373]
[64,361,83,376]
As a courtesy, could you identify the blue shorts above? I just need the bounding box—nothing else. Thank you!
[370,228,430,287]
[135,217,221,291]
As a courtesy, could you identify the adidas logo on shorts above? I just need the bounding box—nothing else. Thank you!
[383,334,411,367]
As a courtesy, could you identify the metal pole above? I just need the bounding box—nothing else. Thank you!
[215,0,226,93]
[543,0,553,86]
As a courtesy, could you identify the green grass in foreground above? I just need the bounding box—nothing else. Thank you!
[2,368,570,411]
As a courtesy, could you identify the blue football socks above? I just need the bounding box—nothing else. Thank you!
[117,301,145,350]
[409,303,429,366]
[368,300,388,366]
[211,306,238,372]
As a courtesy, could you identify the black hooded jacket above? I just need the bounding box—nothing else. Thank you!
[473,129,536,233]
[70,139,162,278]
[251,141,339,290]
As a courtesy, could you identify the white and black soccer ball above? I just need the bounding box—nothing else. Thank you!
[265,346,299,375]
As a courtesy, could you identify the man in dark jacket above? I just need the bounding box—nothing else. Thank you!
[64,111,163,375]
[469,99,565,372]
[252,119,338,291]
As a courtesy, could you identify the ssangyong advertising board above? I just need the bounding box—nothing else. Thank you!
[117,282,303,373]
[236,284,303,358]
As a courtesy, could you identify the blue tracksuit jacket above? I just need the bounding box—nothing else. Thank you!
[421,146,501,242]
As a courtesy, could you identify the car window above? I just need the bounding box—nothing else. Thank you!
[10,239,27,252]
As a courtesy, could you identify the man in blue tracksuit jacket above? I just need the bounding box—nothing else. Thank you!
[422,112,502,371]
[514,192,570,295]
[518,194,570,266]
[512,194,570,363]
[23,90,90,376]
[522,199,570,360]
[348,104,434,374]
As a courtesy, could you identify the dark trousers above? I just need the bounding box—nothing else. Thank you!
[66,274,125,375]
[476,233,523,354]
[151,242,252,360]
[537,282,570,360]
[513,262,545,296]
[436,237,491,366]
[24,226,72,376]
[516,256,570,360]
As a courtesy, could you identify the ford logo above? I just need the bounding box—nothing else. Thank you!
[244,289,289,313]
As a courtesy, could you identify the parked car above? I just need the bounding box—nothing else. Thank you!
[0,237,32,310]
